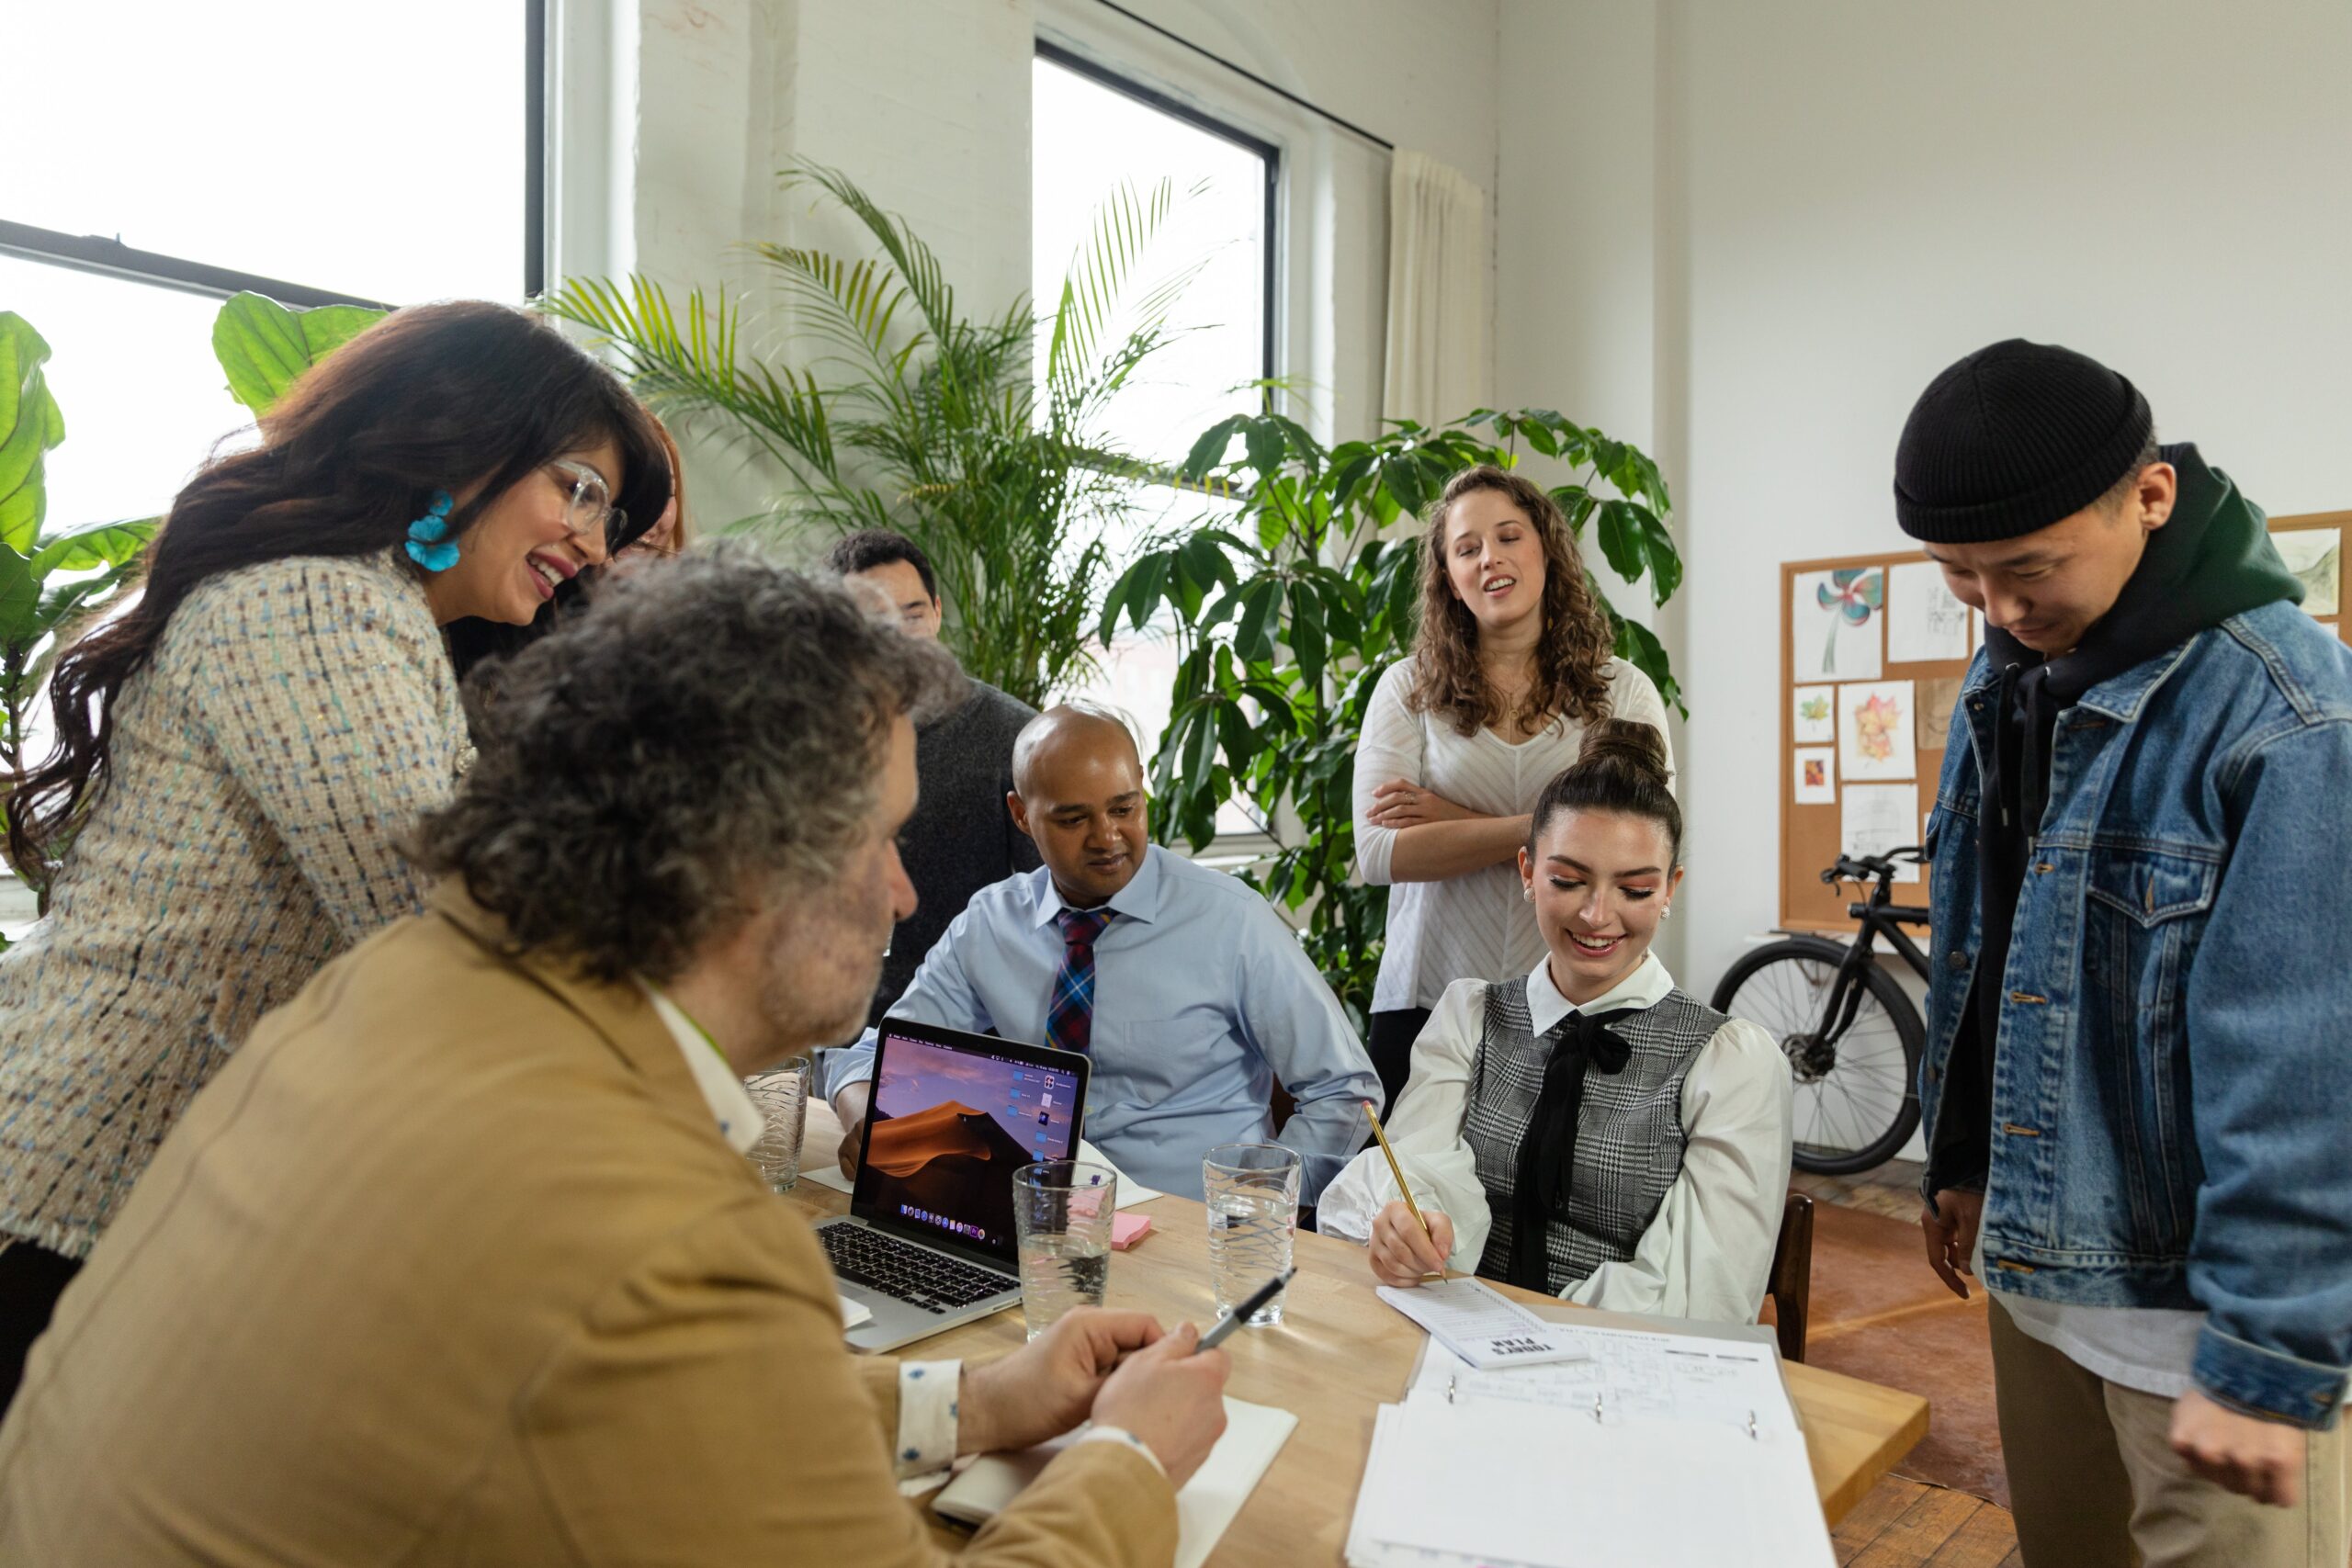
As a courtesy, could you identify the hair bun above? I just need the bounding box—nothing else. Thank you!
[1576,717,1669,782]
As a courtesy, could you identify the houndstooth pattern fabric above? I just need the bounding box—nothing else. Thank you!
[1464,977,1723,1295]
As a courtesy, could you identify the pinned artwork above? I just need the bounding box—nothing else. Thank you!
[1841,784,1922,882]
[1792,569,1883,682]
[1838,680,1917,782]
[1917,676,1963,751]
[2274,528,2340,619]
[1793,747,1836,805]
[1887,561,1972,663]
[1792,685,1835,744]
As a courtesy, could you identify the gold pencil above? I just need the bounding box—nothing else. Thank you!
[1362,1099,1448,1282]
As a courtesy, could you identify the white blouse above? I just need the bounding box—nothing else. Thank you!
[1352,655,1674,1014]
[1318,953,1793,1325]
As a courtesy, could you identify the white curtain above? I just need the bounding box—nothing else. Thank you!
[1382,151,1490,431]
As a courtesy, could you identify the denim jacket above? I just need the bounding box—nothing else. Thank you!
[1919,600,2352,1427]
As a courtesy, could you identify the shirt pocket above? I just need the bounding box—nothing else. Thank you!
[2081,846,2218,1253]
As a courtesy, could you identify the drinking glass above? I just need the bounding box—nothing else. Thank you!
[1203,1142,1300,1326]
[1012,1160,1117,1340]
[743,1057,810,1193]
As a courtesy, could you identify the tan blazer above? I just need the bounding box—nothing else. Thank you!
[0,884,1177,1566]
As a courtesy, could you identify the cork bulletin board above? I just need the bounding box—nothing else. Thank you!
[1777,512,2349,935]
[1778,552,1971,933]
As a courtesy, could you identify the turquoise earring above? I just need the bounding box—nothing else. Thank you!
[405,491,458,572]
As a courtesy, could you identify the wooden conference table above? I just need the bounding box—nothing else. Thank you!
[792,1107,1927,1563]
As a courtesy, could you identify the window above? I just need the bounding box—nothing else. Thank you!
[1033,45,1274,831]
[5,1,543,526]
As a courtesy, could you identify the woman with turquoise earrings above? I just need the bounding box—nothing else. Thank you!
[0,301,672,1411]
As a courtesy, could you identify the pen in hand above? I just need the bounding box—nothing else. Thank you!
[1362,1099,1448,1281]
[1194,1268,1296,1353]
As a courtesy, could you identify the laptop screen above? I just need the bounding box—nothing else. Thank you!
[855,1027,1087,1262]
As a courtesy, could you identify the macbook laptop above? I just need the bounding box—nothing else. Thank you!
[815,1018,1090,1352]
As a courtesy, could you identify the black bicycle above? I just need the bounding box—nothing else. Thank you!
[1710,849,1930,1175]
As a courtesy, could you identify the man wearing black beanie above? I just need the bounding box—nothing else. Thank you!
[1897,339,2352,1566]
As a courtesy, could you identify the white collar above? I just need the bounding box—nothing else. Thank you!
[641,982,764,1156]
[1523,949,1676,1039]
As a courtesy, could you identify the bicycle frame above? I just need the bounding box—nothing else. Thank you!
[1818,878,1932,1048]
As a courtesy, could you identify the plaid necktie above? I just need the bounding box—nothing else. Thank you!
[1045,908,1114,1055]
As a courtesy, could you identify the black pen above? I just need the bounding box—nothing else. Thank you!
[1194,1268,1296,1352]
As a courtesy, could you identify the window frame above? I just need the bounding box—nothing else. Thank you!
[0,0,548,312]
[1033,38,1279,408]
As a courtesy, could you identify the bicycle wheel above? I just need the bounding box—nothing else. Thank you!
[1711,937,1923,1176]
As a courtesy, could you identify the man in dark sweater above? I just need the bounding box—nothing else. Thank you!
[828,530,1041,1027]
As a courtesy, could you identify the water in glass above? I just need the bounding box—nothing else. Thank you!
[1012,1160,1116,1339]
[743,1059,809,1193]
[1204,1143,1299,1326]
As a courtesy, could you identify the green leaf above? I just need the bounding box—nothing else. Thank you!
[1595,499,1645,584]
[1612,614,1684,716]
[1243,416,1287,481]
[1127,551,1170,632]
[213,293,388,415]
[1180,414,1250,483]
[1288,581,1327,692]
[0,314,66,555]
[1234,577,1281,664]
[0,542,39,641]
[1379,452,1429,516]
[29,516,158,576]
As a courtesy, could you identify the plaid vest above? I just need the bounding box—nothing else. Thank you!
[1464,977,1723,1295]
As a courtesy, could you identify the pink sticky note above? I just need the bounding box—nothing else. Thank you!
[1110,1213,1152,1251]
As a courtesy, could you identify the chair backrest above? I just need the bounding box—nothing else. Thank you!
[1766,1191,1815,1364]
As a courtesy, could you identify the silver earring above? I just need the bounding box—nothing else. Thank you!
[1661,906,1672,919]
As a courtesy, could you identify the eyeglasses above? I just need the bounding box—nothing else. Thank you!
[548,459,627,547]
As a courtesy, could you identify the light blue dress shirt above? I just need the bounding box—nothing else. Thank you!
[824,846,1377,1203]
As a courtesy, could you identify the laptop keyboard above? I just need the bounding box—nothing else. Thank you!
[820,1225,1015,1314]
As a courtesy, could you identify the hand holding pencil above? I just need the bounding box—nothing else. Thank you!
[1362,1100,1456,1287]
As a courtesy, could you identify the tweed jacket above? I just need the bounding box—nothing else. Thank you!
[0,550,466,1258]
[0,883,1177,1564]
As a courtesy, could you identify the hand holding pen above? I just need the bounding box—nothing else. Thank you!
[1362,1100,1455,1286]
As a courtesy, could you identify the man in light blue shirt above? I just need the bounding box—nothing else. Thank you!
[824,704,1377,1203]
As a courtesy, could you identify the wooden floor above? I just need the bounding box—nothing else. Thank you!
[1835,1476,2019,1566]
[1802,1159,2024,1565]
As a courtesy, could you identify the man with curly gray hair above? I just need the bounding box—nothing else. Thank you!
[0,549,1228,1566]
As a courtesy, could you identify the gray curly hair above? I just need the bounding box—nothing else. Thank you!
[409,545,962,984]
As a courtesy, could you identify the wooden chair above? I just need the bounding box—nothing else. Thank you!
[1766,1191,1815,1363]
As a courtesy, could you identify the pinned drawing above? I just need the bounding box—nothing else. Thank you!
[1792,569,1883,682]
[1917,676,1962,751]
[1793,748,1836,805]
[1887,561,1972,662]
[1841,784,1921,883]
[2274,528,2340,619]
[1838,680,1916,782]
[1792,685,1835,744]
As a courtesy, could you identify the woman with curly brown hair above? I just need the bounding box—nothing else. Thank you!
[1352,465,1673,1112]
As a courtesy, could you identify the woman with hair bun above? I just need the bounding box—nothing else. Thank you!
[1353,464,1674,1115]
[0,300,671,1404]
[1320,720,1792,1324]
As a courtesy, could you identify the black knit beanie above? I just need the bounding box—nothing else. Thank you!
[1894,339,2153,543]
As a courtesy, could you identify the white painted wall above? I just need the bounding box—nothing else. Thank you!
[1496,0,2352,1002]
[578,0,1504,530]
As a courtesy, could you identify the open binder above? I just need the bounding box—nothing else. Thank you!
[1346,1311,1836,1568]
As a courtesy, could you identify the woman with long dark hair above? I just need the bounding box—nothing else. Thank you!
[1323,723,1791,1322]
[1351,464,1675,1112]
[0,301,670,1404]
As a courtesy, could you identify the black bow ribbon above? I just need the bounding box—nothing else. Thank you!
[1510,1006,1643,1292]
